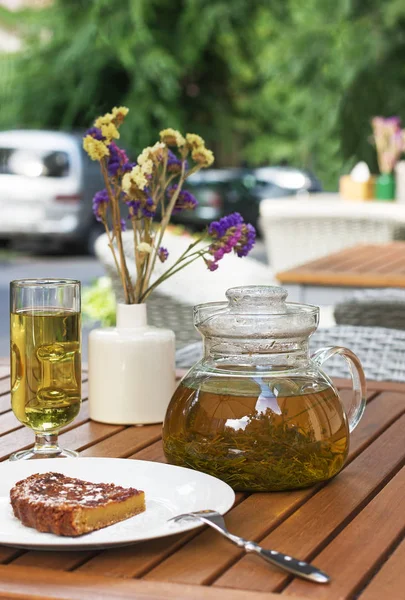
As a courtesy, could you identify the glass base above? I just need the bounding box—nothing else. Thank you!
[9,432,79,461]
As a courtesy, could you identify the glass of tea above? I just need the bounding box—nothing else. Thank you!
[10,279,81,460]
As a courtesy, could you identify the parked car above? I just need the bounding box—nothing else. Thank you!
[0,130,104,253]
[176,166,322,231]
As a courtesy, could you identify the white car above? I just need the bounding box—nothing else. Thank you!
[0,130,104,253]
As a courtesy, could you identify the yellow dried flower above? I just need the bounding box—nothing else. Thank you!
[160,128,186,148]
[101,122,120,143]
[141,159,154,175]
[186,133,205,149]
[137,147,152,166]
[83,136,110,161]
[122,165,148,192]
[94,113,114,129]
[192,146,214,168]
[122,172,132,193]
[112,106,129,124]
[139,141,166,164]
[150,141,166,159]
[94,107,128,131]
[137,242,152,254]
[135,150,154,174]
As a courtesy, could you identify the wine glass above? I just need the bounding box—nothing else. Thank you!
[10,279,81,460]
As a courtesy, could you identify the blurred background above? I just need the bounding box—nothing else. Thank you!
[1,0,405,357]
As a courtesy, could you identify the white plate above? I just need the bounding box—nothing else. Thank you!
[0,457,235,550]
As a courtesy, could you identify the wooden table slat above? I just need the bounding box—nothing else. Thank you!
[283,467,405,599]
[359,536,405,600]
[79,423,162,458]
[128,439,167,463]
[0,393,12,415]
[0,418,124,463]
[0,565,308,600]
[0,378,11,395]
[338,245,405,274]
[277,242,405,288]
[0,366,10,379]
[0,411,22,437]
[313,246,396,274]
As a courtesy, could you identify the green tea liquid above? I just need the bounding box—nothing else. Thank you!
[163,376,349,491]
[10,309,81,433]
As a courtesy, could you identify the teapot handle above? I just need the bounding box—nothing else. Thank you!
[311,346,367,433]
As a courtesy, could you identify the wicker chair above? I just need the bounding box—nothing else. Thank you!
[259,195,405,271]
[334,288,405,330]
[175,325,405,382]
[145,293,200,349]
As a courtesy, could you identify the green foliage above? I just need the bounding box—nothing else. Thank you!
[1,0,405,188]
[82,277,116,326]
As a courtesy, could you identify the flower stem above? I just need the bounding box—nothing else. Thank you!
[140,237,207,301]
[101,219,123,287]
[141,160,187,295]
[140,251,206,302]
[101,160,134,304]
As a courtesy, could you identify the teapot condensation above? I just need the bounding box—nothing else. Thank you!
[163,286,366,491]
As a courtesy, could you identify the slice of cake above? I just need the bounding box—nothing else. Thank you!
[10,472,146,536]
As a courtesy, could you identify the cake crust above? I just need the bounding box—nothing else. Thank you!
[10,472,146,536]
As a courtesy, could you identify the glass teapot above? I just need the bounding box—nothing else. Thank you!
[163,286,367,492]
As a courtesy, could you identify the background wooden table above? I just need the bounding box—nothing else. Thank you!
[0,359,404,599]
[276,242,405,304]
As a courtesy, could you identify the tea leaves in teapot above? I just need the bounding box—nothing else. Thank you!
[163,377,349,492]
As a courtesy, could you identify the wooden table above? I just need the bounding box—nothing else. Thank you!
[276,242,405,304]
[0,360,404,600]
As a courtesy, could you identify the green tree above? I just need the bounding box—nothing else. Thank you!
[1,0,405,189]
[0,0,271,164]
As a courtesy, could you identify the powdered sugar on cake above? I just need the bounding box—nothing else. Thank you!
[12,472,142,508]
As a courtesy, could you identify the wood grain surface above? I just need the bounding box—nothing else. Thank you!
[276,242,405,287]
[0,364,403,599]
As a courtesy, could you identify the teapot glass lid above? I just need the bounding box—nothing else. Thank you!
[194,286,319,339]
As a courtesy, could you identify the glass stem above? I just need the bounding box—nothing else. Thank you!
[33,432,61,455]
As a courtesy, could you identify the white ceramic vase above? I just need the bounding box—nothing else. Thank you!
[88,303,176,425]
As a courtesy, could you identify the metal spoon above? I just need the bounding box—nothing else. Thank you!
[168,509,330,584]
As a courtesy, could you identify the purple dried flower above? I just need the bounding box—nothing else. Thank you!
[206,212,256,270]
[158,247,169,262]
[167,150,183,174]
[208,213,244,238]
[92,189,109,222]
[205,259,219,271]
[127,199,141,218]
[213,248,225,261]
[108,142,134,176]
[167,185,198,213]
[141,196,156,218]
[85,127,104,140]
[125,194,156,220]
[235,223,256,257]
[120,218,126,232]
[122,161,135,173]
[107,144,120,176]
